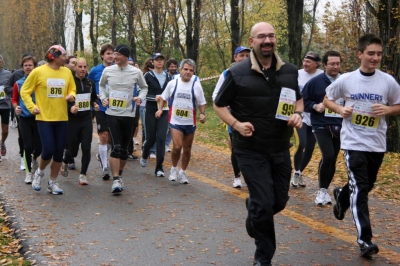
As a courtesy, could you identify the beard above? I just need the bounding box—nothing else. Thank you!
[259,43,274,58]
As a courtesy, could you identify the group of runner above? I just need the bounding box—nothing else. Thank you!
[0,43,206,194]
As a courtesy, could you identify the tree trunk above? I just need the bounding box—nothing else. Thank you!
[186,0,202,64]
[304,0,319,56]
[111,0,117,46]
[127,0,137,60]
[230,0,240,62]
[89,0,99,65]
[286,0,304,67]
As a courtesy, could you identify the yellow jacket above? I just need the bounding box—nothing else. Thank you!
[21,65,76,121]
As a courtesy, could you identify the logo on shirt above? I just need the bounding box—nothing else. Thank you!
[177,93,191,100]
[350,93,383,102]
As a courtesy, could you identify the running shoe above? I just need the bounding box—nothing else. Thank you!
[290,172,300,187]
[333,187,346,220]
[127,154,139,160]
[0,155,2,162]
[68,163,76,170]
[315,188,328,206]
[360,242,379,257]
[140,157,147,167]
[166,146,171,152]
[24,172,33,184]
[156,170,165,177]
[79,174,89,185]
[169,167,178,181]
[233,177,242,188]
[111,178,124,193]
[20,158,26,171]
[149,152,156,159]
[178,170,189,184]
[32,170,44,191]
[102,167,110,180]
[133,138,139,145]
[0,142,6,156]
[60,163,68,177]
[47,181,63,195]
[324,190,332,205]
[298,173,306,187]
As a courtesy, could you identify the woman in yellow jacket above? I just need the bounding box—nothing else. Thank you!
[21,45,76,195]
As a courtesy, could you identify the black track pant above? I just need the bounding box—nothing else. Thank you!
[107,115,134,161]
[19,116,42,172]
[63,115,93,175]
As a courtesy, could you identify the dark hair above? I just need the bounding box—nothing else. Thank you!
[100,44,114,60]
[21,56,38,67]
[66,55,77,64]
[358,34,382,53]
[166,59,179,68]
[322,50,342,65]
[142,57,154,74]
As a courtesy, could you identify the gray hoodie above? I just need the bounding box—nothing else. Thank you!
[0,68,12,109]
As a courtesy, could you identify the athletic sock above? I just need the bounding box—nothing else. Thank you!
[99,144,108,170]
[37,169,44,175]
[119,170,123,176]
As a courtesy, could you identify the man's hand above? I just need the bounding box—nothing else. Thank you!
[155,110,163,119]
[70,105,78,114]
[287,113,303,128]
[199,113,206,123]
[102,98,109,107]
[314,103,325,113]
[340,106,353,118]
[15,106,21,116]
[66,95,75,102]
[94,102,100,111]
[371,104,389,116]
[132,96,141,105]
[33,106,40,115]
[233,121,254,137]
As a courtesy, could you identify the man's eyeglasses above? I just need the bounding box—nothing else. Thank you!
[251,34,276,41]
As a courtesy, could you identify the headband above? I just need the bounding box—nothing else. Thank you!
[304,55,320,62]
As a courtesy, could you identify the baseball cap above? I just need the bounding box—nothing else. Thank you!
[234,46,251,55]
[152,53,165,60]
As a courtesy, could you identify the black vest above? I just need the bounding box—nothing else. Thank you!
[229,57,299,152]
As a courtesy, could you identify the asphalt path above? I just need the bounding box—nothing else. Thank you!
[0,124,399,266]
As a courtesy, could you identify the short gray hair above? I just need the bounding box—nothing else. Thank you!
[180,58,196,73]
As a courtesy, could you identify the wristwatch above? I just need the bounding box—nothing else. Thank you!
[294,111,304,119]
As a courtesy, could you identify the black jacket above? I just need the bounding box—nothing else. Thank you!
[215,51,301,152]
[68,75,97,118]
[144,70,171,110]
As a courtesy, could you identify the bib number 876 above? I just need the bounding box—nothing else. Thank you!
[50,87,62,94]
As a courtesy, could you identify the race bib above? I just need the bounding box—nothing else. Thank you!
[76,93,91,111]
[276,87,296,121]
[0,86,5,100]
[325,98,344,117]
[47,78,65,98]
[351,101,379,131]
[158,100,169,111]
[109,90,129,110]
[173,108,191,118]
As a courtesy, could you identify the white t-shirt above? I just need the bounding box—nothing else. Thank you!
[298,68,324,126]
[161,78,206,126]
[326,69,400,152]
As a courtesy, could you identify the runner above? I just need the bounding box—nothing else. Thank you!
[324,34,400,258]
[99,44,147,193]
[11,55,41,183]
[20,44,76,195]
[61,58,99,185]
[0,54,12,162]
[140,53,171,176]
[155,58,206,184]
[212,46,250,188]
[291,51,323,187]
[88,44,114,180]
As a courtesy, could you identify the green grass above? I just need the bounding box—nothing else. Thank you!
[196,105,230,147]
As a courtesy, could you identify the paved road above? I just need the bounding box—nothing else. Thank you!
[0,125,399,265]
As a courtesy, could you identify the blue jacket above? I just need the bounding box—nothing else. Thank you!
[303,73,342,127]
[16,75,36,118]
[88,64,107,112]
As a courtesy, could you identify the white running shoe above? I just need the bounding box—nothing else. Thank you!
[25,172,33,184]
[169,167,178,181]
[20,158,26,171]
[47,181,63,195]
[140,157,147,167]
[32,170,44,191]
[166,146,171,152]
[290,172,300,187]
[102,167,110,180]
[79,174,89,185]
[133,138,139,145]
[298,173,306,187]
[232,177,242,188]
[156,170,165,177]
[111,178,124,193]
[324,190,332,205]
[149,153,156,159]
[315,188,328,205]
[178,170,189,184]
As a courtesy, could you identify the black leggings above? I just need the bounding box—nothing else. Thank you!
[229,133,240,177]
[107,115,134,161]
[16,116,24,157]
[142,108,169,172]
[63,115,93,175]
[19,116,42,172]
[293,123,316,171]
